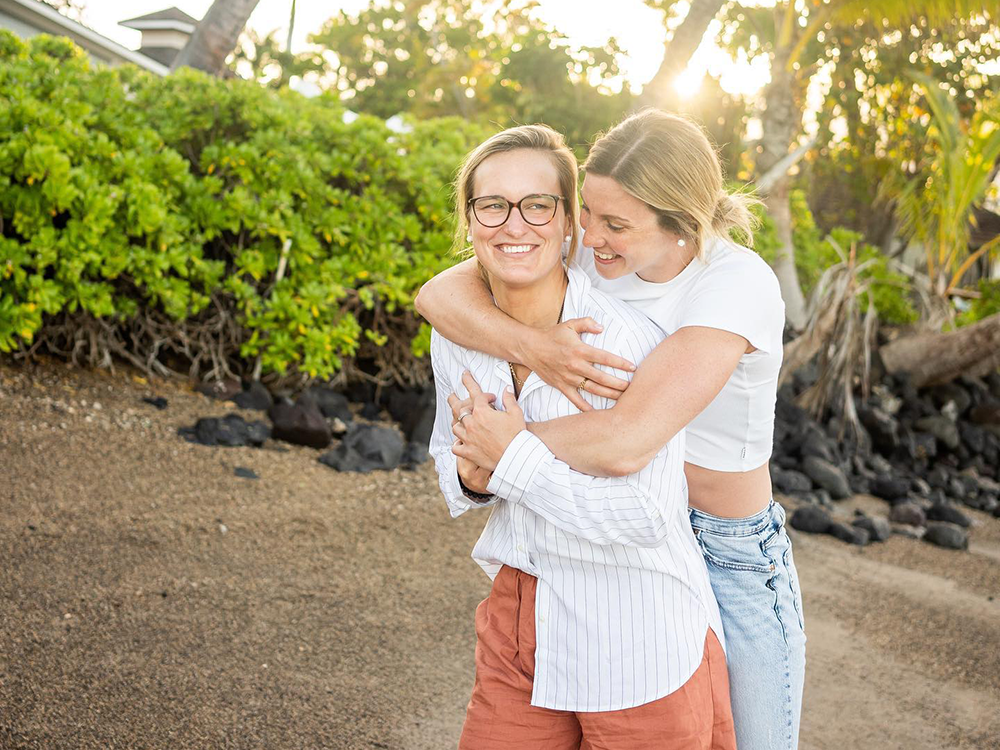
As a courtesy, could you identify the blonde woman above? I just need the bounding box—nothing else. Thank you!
[429,124,735,748]
[418,110,805,750]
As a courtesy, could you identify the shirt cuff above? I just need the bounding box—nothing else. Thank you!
[448,466,498,510]
[486,429,552,503]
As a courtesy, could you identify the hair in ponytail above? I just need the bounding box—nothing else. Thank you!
[585,108,761,257]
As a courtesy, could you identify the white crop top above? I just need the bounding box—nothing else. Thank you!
[573,238,785,472]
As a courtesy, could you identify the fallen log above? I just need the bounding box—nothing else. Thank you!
[880,312,1000,388]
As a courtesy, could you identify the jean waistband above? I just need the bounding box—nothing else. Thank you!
[688,499,780,536]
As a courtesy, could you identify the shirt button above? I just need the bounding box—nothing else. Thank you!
[517,544,525,552]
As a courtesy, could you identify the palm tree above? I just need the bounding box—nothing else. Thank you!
[749,1,994,330]
[640,0,726,109]
[171,0,263,76]
[880,73,1000,303]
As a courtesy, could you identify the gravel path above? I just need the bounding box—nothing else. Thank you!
[1,358,998,749]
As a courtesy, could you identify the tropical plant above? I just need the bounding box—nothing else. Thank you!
[0,32,486,386]
[717,1,995,330]
[310,0,632,150]
[878,73,1000,302]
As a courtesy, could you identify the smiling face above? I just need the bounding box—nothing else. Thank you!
[580,173,689,283]
[469,148,570,292]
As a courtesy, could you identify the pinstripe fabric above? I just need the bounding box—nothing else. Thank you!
[429,266,724,713]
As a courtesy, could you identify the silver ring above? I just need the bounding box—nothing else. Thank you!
[457,411,472,423]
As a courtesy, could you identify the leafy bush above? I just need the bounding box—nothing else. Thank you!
[956,279,1000,327]
[753,189,918,325]
[0,32,486,384]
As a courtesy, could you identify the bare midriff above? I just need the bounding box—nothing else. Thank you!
[684,461,773,518]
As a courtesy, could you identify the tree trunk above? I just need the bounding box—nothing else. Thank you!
[880,312,1000,388]
[756,21,808,331]
[171,0,263,76]
[640,0,725,109]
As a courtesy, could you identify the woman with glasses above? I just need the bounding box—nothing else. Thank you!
[429,123,735,749]
[418,110,805,750]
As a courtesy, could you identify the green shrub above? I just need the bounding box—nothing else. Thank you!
[0,32,486,383]
[753,190,918,325]
[956,279,1000,327]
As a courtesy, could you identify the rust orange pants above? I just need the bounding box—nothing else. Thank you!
[459,566,737,750]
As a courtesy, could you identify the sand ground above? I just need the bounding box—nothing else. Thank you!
[1,358,998,750]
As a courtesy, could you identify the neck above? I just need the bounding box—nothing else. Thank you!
[638,240,700,283]
[491,266,568,329]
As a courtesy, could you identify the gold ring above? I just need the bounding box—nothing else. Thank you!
[577,378,589,392]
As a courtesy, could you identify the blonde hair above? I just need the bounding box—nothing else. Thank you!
[453,124,579,266]
[584,109,759,256]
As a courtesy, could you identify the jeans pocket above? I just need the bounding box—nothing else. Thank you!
[694,529,776,575]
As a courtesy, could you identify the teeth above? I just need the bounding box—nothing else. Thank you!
[594,251,616,260]
[500,245,533,254]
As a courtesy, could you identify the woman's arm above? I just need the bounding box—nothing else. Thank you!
[415,259,634,410]
[529,326,749,476]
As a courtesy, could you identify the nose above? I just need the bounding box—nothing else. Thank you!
[501,205,529,236]
[581,222,603,249]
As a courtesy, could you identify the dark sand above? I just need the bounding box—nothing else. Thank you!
[1,359,998,749]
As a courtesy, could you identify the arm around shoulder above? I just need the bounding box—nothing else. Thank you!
[415,258,536,363]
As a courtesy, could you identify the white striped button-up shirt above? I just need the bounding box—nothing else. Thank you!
[429,266,724,712]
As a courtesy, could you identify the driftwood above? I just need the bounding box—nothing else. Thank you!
[880,312,1000,388]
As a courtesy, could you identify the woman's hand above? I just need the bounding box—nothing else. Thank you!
[455,452,493,495]
[451,371,526,472]
[520,318,636,412]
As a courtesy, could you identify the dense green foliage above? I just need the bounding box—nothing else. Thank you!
[0,32,485,383]
[957,279,1000,327]
[309,0,632,152]
[754,190,918,325]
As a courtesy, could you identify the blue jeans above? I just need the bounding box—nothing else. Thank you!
[689,500,806,750]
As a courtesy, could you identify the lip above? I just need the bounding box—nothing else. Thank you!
[494,243,539,257]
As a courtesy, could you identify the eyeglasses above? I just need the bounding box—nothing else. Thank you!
[468,194,564,228]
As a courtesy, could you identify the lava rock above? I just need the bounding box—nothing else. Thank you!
[915,416,960,451]
[267,394,332,449]
[923,522,969,550]
[970,402,1000,426]
[959,422,987,454]
[891,523,926,540]
[142,396,168,410]
[926,382,972,416]
[889,502,927,527]
[772,468,813,494]
[305,386,354,424]
[178,414,270,447]
[926,465,951,489]
[234,466,259,479]
[802,456,852,500]
[926,501,972,528]
[402,440,430,468]
[383,385,436,446]
[852,515,892,542]
[232,380,273,411]
[801,431,839,463]
[318,424,406,473]
[859,406,899,455]
[195,379,241,401]
[789,505,832,534]
[870,476,911,502]
[907,431,938,462]
[829,521,870,546]
[360,402,382,420]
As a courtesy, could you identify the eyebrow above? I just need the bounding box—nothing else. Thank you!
[581,202,631,225]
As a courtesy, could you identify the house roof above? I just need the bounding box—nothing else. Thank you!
[0,0,168,74]
[120,7,198,32]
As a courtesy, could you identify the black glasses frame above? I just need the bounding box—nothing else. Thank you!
[467,193,565,228]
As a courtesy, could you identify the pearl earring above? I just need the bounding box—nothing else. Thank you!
[467,234,472,242]
[677,238,686,247]
[564,235,571,242]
